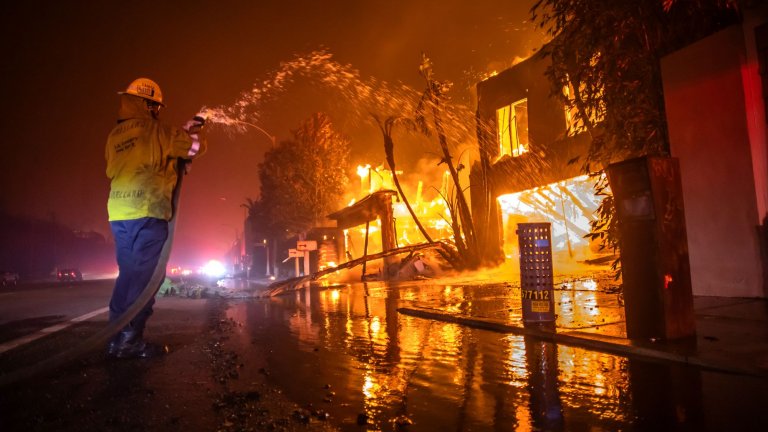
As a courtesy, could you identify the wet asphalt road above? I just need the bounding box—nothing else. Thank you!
[1,279,768,431]
[0,279,111,342]
[0,280,337,431]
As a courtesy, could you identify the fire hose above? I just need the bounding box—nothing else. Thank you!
[0,158,189,387]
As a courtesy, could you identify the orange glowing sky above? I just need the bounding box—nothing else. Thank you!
[0,0,541,266]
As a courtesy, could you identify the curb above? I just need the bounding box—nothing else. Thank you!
[398,305,768,378]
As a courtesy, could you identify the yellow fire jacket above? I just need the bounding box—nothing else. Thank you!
[106,95,206,221]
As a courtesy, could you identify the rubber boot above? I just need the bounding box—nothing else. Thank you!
[106,321,141,358]
[105,333,121,358]
[106,325,166,359]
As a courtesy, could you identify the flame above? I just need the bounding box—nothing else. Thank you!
[432,219,449,230]
[497,175,605,264]
[321,158,466,270]
[393,202,409,218]
[356,164,371,178]
[360,226,379,235]
[479,70,499,81]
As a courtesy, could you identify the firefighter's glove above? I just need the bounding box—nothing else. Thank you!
[184,115,206,135]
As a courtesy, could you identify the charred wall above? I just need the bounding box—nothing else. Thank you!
[475,52,589,194]
[472,52,590,264]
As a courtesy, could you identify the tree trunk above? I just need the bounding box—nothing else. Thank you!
[380,118,434,244]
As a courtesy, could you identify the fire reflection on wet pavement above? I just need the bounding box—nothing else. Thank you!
[226,279,767,431]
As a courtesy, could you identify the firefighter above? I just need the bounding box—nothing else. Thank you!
[105,78,206,359]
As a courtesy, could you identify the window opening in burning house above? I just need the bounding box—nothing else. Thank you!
[496,98,529,158]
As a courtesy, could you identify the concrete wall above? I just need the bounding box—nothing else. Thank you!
[662,24,766,297]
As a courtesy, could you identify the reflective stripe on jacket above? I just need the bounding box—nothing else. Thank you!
[106,95,207,221]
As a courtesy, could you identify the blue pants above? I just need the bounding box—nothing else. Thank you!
[109,217,168,332]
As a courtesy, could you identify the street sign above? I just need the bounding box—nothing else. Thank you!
[288,248,304,258]
[297,240,317,251]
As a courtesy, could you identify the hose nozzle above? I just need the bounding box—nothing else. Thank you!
[193,112,208,125]
[184,111,207,133]
[195,108,215,123]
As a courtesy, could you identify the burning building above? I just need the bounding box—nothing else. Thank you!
[471,51,607,273]
[307,54,609,280]
[324,165,455,280]
[471,9,768,298]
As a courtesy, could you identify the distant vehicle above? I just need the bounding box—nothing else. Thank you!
[1,270,19,286]
[57,268,83,282]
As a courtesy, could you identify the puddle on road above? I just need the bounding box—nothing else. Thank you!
[226,281,767,431]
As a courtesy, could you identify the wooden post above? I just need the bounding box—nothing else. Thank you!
[361,220,370,280]
[378,194,396,279]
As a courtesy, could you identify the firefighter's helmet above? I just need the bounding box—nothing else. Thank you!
[118,78,165,106]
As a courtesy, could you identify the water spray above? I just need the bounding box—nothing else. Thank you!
[191,49,479,150]
[1,49,476,385]
[195,107,276,145]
